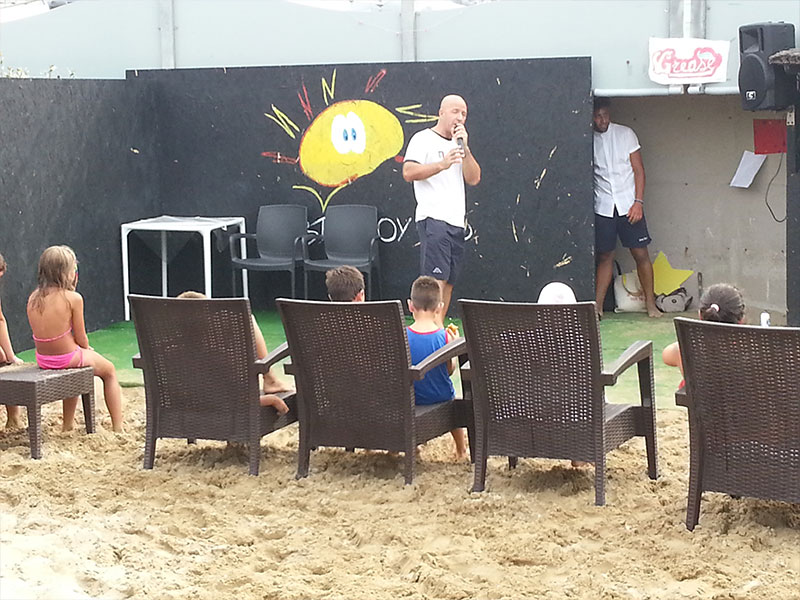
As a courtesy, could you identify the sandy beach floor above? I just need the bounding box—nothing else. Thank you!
[1,385,798,600]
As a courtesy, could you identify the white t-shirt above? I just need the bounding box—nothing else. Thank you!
[593,122,641,218]
[404,128,466,228]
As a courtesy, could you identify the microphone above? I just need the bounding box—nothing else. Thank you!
[456,137,465,152]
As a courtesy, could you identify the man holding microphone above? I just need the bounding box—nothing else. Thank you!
[402,94,481,325]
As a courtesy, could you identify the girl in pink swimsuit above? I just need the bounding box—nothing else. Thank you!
[27,246,124,432]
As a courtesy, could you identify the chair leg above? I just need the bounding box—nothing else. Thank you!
[143,420,157,470]
[296,424,310,479]
[303,271,309,300]
[249,440,261,476]
[232,268,238,297]
[637,357,659,479]
[645,412,659,480]
[81,392,95,434]
[471,418,488,492]
[187,439,196,445]
[290,269,296,299]
[594,452,606,506]
[685,415,704,530]
[366,270,372,301]
[26,404,43,460]
[404,449,415,485]
[508,457,518,470]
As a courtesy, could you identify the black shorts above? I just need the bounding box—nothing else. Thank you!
[595,208,651,254]
[417,218,466,284]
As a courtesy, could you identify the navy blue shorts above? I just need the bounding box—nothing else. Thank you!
[595,208,652,254]
[417,218,466,284]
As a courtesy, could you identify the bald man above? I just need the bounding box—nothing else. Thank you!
[402,94,481,324]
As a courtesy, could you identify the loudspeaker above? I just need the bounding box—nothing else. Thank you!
[738,22,796,111]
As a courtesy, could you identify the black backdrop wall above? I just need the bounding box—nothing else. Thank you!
[134,57,593,306]
[0,79,158,350]
[0,58,592,350]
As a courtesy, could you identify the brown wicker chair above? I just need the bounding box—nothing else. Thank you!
[129,295,297,475]
[275,298,472,484]
[459,299,658,505]
[674,317,800,530]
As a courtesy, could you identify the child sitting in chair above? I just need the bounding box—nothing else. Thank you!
[177,291,292,414]
[405,276,466,459]
[325,266,365,302]
[662,283,746,383]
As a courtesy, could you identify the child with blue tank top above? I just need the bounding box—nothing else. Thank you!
[406,276,466,459]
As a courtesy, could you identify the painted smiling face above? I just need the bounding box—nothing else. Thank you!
[298,99,404,187]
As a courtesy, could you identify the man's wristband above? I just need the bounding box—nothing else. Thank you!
[634,199,643,204]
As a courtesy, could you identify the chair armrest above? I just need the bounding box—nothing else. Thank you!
[674,387,693,409]
[369,236,380,262]
[294,234,315,261]
[132,353,142,369]
[254,341,290,374]
[229,232,257,259]
[409,337,468,381]
[600,340,652,386]
[302,233,323,261]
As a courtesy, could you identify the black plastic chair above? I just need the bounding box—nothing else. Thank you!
[229,204,308,298]
[302,204,380,300]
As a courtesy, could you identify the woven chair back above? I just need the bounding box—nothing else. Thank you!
[460,300,604,457]
[277,299,413,450]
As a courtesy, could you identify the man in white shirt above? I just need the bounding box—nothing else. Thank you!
[593,98,660,318]
[402,94,481,325]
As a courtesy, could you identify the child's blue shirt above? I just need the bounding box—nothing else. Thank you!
[406,326,455,405]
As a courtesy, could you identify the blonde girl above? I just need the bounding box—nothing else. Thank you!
[27,246,123,432]
[0,252,24,428]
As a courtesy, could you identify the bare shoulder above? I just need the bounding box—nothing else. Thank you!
[65,290,84,307]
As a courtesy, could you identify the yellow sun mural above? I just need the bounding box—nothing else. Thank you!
[261,68,437,211]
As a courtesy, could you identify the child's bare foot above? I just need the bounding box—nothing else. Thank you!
[5,417,22,430]
[647,304,663,318]
[262,373,294,394]
[62,423,75,433]
[571,460,592,468]
[262,381,294,394]
[455,449,468,461]
[112,424,125,433]
[260,394,289,415]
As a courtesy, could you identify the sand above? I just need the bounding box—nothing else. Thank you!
[1,386,798,600]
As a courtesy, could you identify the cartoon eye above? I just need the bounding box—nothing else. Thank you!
[331,114,350,154]
[346,112,366,154]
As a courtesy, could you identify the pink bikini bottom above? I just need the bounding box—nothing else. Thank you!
[35,347,84,370]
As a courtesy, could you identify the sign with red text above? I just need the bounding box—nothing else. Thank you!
[648,38,730,84]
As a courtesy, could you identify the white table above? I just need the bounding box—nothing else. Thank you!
[121,215,249,320]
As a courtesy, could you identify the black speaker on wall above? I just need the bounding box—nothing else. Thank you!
[738,22,796,111]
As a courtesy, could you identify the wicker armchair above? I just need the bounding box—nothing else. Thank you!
[674,317,800,530]
[459,299,658,505]
[129,295,296,475]
[276,298,471,484]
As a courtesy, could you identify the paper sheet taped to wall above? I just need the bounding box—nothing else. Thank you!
[730,151,767,188]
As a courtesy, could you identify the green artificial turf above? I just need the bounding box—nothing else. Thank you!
[17,309,688,406]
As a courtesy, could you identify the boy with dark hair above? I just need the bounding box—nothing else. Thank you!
[325,266,365,302]
[406,275,466,459]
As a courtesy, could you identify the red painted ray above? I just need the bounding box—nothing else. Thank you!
[261,151,299,164]
[298,83,314,121]
[364,69,387,94]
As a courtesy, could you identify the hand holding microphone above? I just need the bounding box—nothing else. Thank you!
[453,123,468,157]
